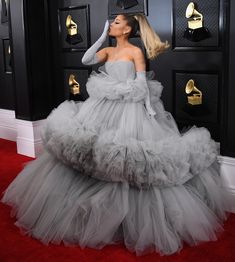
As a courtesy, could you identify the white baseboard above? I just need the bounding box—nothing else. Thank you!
[0,109,45,157]
[16,118,46,157]
[0,109,17,141]
[218,155,235,212]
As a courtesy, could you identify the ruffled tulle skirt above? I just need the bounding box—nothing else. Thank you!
[1,148,232,256]
[1,75,234,256]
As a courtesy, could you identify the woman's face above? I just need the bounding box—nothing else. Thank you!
[108,15,131,37]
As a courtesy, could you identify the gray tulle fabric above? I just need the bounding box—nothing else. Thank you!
[1,61,234,256]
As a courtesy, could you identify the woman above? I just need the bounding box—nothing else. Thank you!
[1,13,233,256]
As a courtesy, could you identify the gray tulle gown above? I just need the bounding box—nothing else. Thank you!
[1,60,234,256]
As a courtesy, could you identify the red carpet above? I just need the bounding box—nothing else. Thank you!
[0,138,235,262]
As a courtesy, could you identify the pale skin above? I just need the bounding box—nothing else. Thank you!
[96,15,146,72]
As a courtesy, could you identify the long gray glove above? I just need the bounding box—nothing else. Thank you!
[81,20,110,65]
[136,71,156,116]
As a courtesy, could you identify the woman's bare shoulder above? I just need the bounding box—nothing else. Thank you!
[126,45,144,61]
[130,45,144,56]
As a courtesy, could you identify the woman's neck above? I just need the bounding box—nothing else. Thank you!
[115,36,130,48]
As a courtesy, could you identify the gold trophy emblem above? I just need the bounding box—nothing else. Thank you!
[186,2,203,29]
[65,15,83,45]
[185,79,202,105]
[69,74,80,95]
[183,2,210,42]
[66,15,78,35]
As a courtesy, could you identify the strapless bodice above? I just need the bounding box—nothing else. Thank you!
[104,60,136,81]
[86,59,164,105]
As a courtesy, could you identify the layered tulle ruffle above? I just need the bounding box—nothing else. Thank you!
[41,99,218,189]
[1,151,231,256]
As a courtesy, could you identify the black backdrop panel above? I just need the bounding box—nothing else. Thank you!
[173,71,219,124]
[1,0,8,23]
[58,5,90,51]
[0,0,14,110]
[64,68,90,101]
[108,0,148,18]
[172,0,220,48]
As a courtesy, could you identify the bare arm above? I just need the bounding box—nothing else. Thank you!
[133,47,146,72]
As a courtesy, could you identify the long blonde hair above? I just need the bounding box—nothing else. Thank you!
[132,14,170,60]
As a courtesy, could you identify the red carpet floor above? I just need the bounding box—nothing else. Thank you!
[0,138,235,262]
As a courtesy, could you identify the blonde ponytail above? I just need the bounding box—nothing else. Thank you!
[134,14,170,60]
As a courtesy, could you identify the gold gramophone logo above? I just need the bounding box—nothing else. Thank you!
[65,15,83,45]
[69,74,80,95]
[186,2,203,30]
[185,79,202,105]
[183,2,210,42]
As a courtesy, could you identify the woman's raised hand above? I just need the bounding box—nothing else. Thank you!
[81,20,110,65]
[97,20,110,43]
